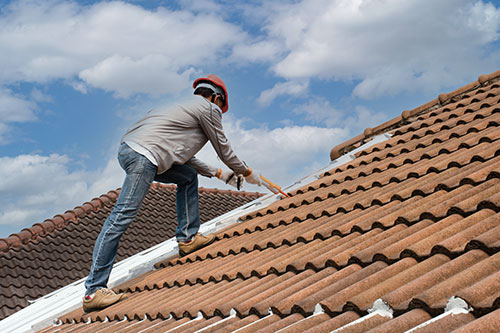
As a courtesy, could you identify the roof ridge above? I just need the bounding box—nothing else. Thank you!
[329,68,500,161]
[0,189,121,254]
[0,184,263,254]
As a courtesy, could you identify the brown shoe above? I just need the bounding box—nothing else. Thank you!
[82,288,125,313]
[178,233,216,257]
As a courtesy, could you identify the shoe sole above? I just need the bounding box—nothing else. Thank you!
[179,236,216,257]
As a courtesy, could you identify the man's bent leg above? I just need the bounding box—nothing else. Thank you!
[155,164,200,242]
[155,164,215,256]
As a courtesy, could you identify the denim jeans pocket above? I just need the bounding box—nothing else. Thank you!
[118,144,135,171]
[118,143,155,174]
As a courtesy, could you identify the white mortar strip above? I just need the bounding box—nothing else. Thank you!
[0,133,393,333]
[232,309,274,332]
[404,297,473,333]
[113,315,147,332]
[164,312,203,333]
[196,309,238,332]
[275,304,326,333]
[138,315,172,333]
[331,299,393,332]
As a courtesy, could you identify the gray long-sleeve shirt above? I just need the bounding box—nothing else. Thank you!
[121,95,249,177]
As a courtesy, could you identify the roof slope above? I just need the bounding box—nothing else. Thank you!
[0,184,261,321]
[41,69,500,332]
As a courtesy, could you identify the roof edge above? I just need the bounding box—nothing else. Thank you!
[0,187,274,332]
[0,184,262,254]
[0,188,120,254]
[330,68,500,161]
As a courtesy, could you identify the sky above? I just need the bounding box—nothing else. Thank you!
[1,0,500,238]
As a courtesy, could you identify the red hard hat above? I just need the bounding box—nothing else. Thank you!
[193,74,229,113]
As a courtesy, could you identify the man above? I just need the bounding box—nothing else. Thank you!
[83,75,262,312]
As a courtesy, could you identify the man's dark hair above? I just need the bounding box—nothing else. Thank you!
[194,87,215,98]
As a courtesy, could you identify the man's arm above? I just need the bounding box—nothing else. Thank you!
[187,156,218,178]
[188,156,244,189]
[198,104,250,176]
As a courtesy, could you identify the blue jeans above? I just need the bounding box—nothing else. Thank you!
[85,143,200,295]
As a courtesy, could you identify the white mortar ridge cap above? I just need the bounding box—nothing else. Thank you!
[445,296,473,314]
[404,297,472,333]
[313,303,326,315]
[368,298,394,318]
[331,299,394,332]
[0,133,393,333]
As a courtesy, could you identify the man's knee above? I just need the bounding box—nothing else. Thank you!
[184,165,198,183]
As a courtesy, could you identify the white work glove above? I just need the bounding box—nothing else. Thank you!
[244,167,261,186]
[216,169,243,190]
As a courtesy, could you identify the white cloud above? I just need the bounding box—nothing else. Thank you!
[87,156,124,198]
[0,154,82,197]
[291,97,389,136]
[2,0,498,103]
[197,115,349,192]
[291,96,343,127]
[231,40,284,63]
[258,80,309,106]
[177,0,221,13]
[0,123,9,145]
[0,209,43,228]
[0,153,124,228]
[0,88,37,123]
[30,88,53,103]
[0,0,245,96]
[343,105,389,132]
[0,88,38,144]
[79,55,196,98]
[259,0,500,98]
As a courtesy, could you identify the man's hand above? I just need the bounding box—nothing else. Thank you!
[216,169,243,190]
[244,167,261,186]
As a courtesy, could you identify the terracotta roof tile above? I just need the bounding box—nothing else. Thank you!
[412,312,476,332]
[39,69,500,332]
[302,311,362,332]
[383,250,487,310]
[412,251,500,310]
[452,308,500,332]
[366,309,432,333]
[0,185,261,320]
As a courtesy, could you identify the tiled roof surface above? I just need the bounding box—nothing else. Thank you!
[42,69,500,332]
[0,184,261,321]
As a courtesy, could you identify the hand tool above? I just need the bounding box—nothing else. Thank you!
[225,173,243,190]
[259,175,290,197]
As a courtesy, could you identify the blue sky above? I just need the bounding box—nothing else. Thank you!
[1,0,500,238]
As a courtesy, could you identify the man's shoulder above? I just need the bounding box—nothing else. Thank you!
[166,95,209,111]
[152,96,203,112]
[153,95,221,119]
[183,95,222,115]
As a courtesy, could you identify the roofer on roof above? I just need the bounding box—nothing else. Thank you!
[82,74,262,312]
